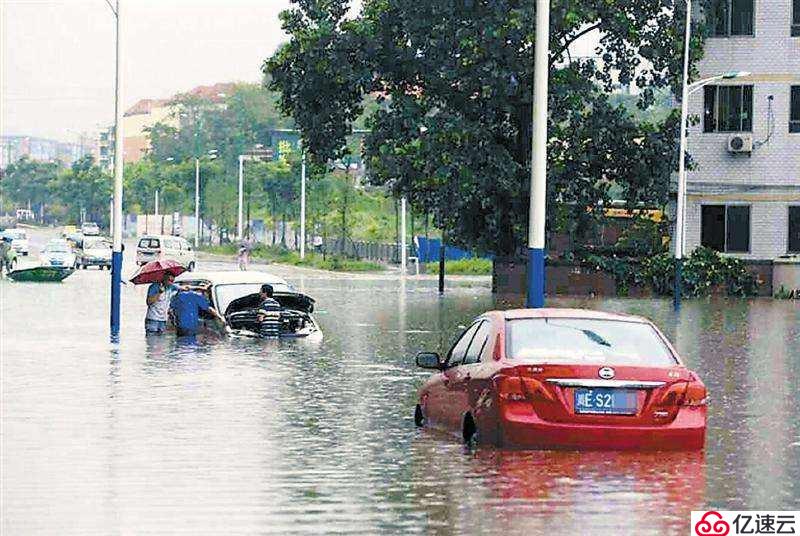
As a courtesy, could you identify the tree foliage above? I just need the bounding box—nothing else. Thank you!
[266,0,705,255]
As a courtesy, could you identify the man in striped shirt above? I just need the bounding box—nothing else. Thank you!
[257,284,283,337]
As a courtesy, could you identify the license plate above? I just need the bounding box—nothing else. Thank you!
[574,388,638,415]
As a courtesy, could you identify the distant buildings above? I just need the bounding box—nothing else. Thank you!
[684,0,800,259]
[94,82,237,167]
[0,135,94,169]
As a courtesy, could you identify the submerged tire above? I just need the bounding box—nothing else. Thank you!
[414,405,425,427]
[463,413,479,448]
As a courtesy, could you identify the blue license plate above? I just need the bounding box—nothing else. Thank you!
[574,388,638,415]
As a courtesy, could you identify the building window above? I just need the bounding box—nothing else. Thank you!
[791,86,800,133]
[793,0,800,36]
[703,85,753,132]
[789,207,800,253]
[708,0,755,36]
[701,205,750,253]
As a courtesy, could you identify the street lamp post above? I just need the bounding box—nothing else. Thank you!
[237,154,245,240]
[300,151,306,259]
[108,0,124,338]
[527,0,550,308]
[673,0,749,308]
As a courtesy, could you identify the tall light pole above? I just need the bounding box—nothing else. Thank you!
[673,0,749,308]
[109,0,124,337]
[527,0,549,308]
[674,0,692,310]
[194,157,200,246]
[300,150,306,259]
[400,196,407,274]
[237,154,245,240]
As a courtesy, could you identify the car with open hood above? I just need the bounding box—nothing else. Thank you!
[174,270,322,340]
[414,308,707,450]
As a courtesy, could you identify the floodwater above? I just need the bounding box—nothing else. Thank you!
[2,229,799,535]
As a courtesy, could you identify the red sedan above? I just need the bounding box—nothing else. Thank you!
[414,308,707,450]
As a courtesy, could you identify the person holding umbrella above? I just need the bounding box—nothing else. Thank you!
[132,259,189,335]
[145,272,179,334]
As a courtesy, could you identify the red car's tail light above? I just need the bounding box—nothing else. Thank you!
[497,376,526,402]
[519,377,555,402]
[682,381,708,407]
[658,382,688,406]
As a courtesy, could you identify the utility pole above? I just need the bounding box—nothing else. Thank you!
[527,0,549,309]
[109,0,124,337]
[674,0,692,310]
[237,154,244,240]
[194,157,200,247]
[300,151,306,259]
[400,196,407,274]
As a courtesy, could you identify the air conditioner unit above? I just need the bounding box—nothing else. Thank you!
[727,134,753,154]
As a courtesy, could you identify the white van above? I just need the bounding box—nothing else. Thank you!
[136,235,196,270]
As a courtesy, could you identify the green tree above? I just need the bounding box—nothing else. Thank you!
[53,156,112,225]
[266,0,706,256]
[1,157,60,219]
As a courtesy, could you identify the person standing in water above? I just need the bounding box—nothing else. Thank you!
[145,272,179,334]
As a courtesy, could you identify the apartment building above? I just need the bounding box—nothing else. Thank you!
[683,0,800,259]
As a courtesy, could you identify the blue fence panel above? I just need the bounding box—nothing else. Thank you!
[415,237,489,263]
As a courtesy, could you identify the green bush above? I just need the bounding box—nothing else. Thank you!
[642,246,758,297]
[199,243,384,272]
[425,258,493,275]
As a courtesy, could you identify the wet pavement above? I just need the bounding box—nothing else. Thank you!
[2,228,799,535]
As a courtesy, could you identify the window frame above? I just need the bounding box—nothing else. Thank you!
[703,85,754,133]
[445,321,482,369]
[790,86,800,134]
[789,206,800,253]
[700,203,752,254]
[463,321,492,366]
[707,0,756,37]
[793,0,800,37]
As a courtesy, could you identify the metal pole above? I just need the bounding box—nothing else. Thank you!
[154,189,159,216]
[527,0,549,309]
[110,0,123,337]
[194,157,200,247]
[300,151,306,259]
[438,233,445,294]
[674,0,692,309]
[237,155,244,240]
[400,196,407,274]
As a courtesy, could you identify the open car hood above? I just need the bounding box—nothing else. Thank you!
[224,291,315,316]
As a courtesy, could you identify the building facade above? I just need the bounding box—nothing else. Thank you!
[684,0,800,259]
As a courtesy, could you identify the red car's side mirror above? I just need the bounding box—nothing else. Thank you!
[416,352,442,370]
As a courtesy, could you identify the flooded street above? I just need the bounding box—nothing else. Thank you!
[2,230,799,535]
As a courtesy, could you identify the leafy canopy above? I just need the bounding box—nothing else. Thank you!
[267,0,700,255]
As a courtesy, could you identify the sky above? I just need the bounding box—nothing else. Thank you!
[1,0,294,143]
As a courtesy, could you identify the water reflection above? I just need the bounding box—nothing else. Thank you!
[2,257,798,534]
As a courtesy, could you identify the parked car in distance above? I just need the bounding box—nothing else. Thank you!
[61,225,78,238]
[136,234,196,270]
[41,239,77,268]
[81,222,100,236]
[414,308,707,451]
[76,236,112,269]
[1,229,30,256]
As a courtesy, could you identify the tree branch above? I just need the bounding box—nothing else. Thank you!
[550,23,601,65]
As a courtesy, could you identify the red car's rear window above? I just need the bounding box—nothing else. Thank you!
[506,318,677,366]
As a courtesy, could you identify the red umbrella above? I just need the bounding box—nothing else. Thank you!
[130,259,187,285]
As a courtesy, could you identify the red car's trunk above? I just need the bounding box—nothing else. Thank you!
[502,364,706,426]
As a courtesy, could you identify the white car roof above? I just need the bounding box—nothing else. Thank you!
[176,270,289,286]
[139,234,186,240]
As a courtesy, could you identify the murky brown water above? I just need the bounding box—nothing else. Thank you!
[2,229,799,535]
